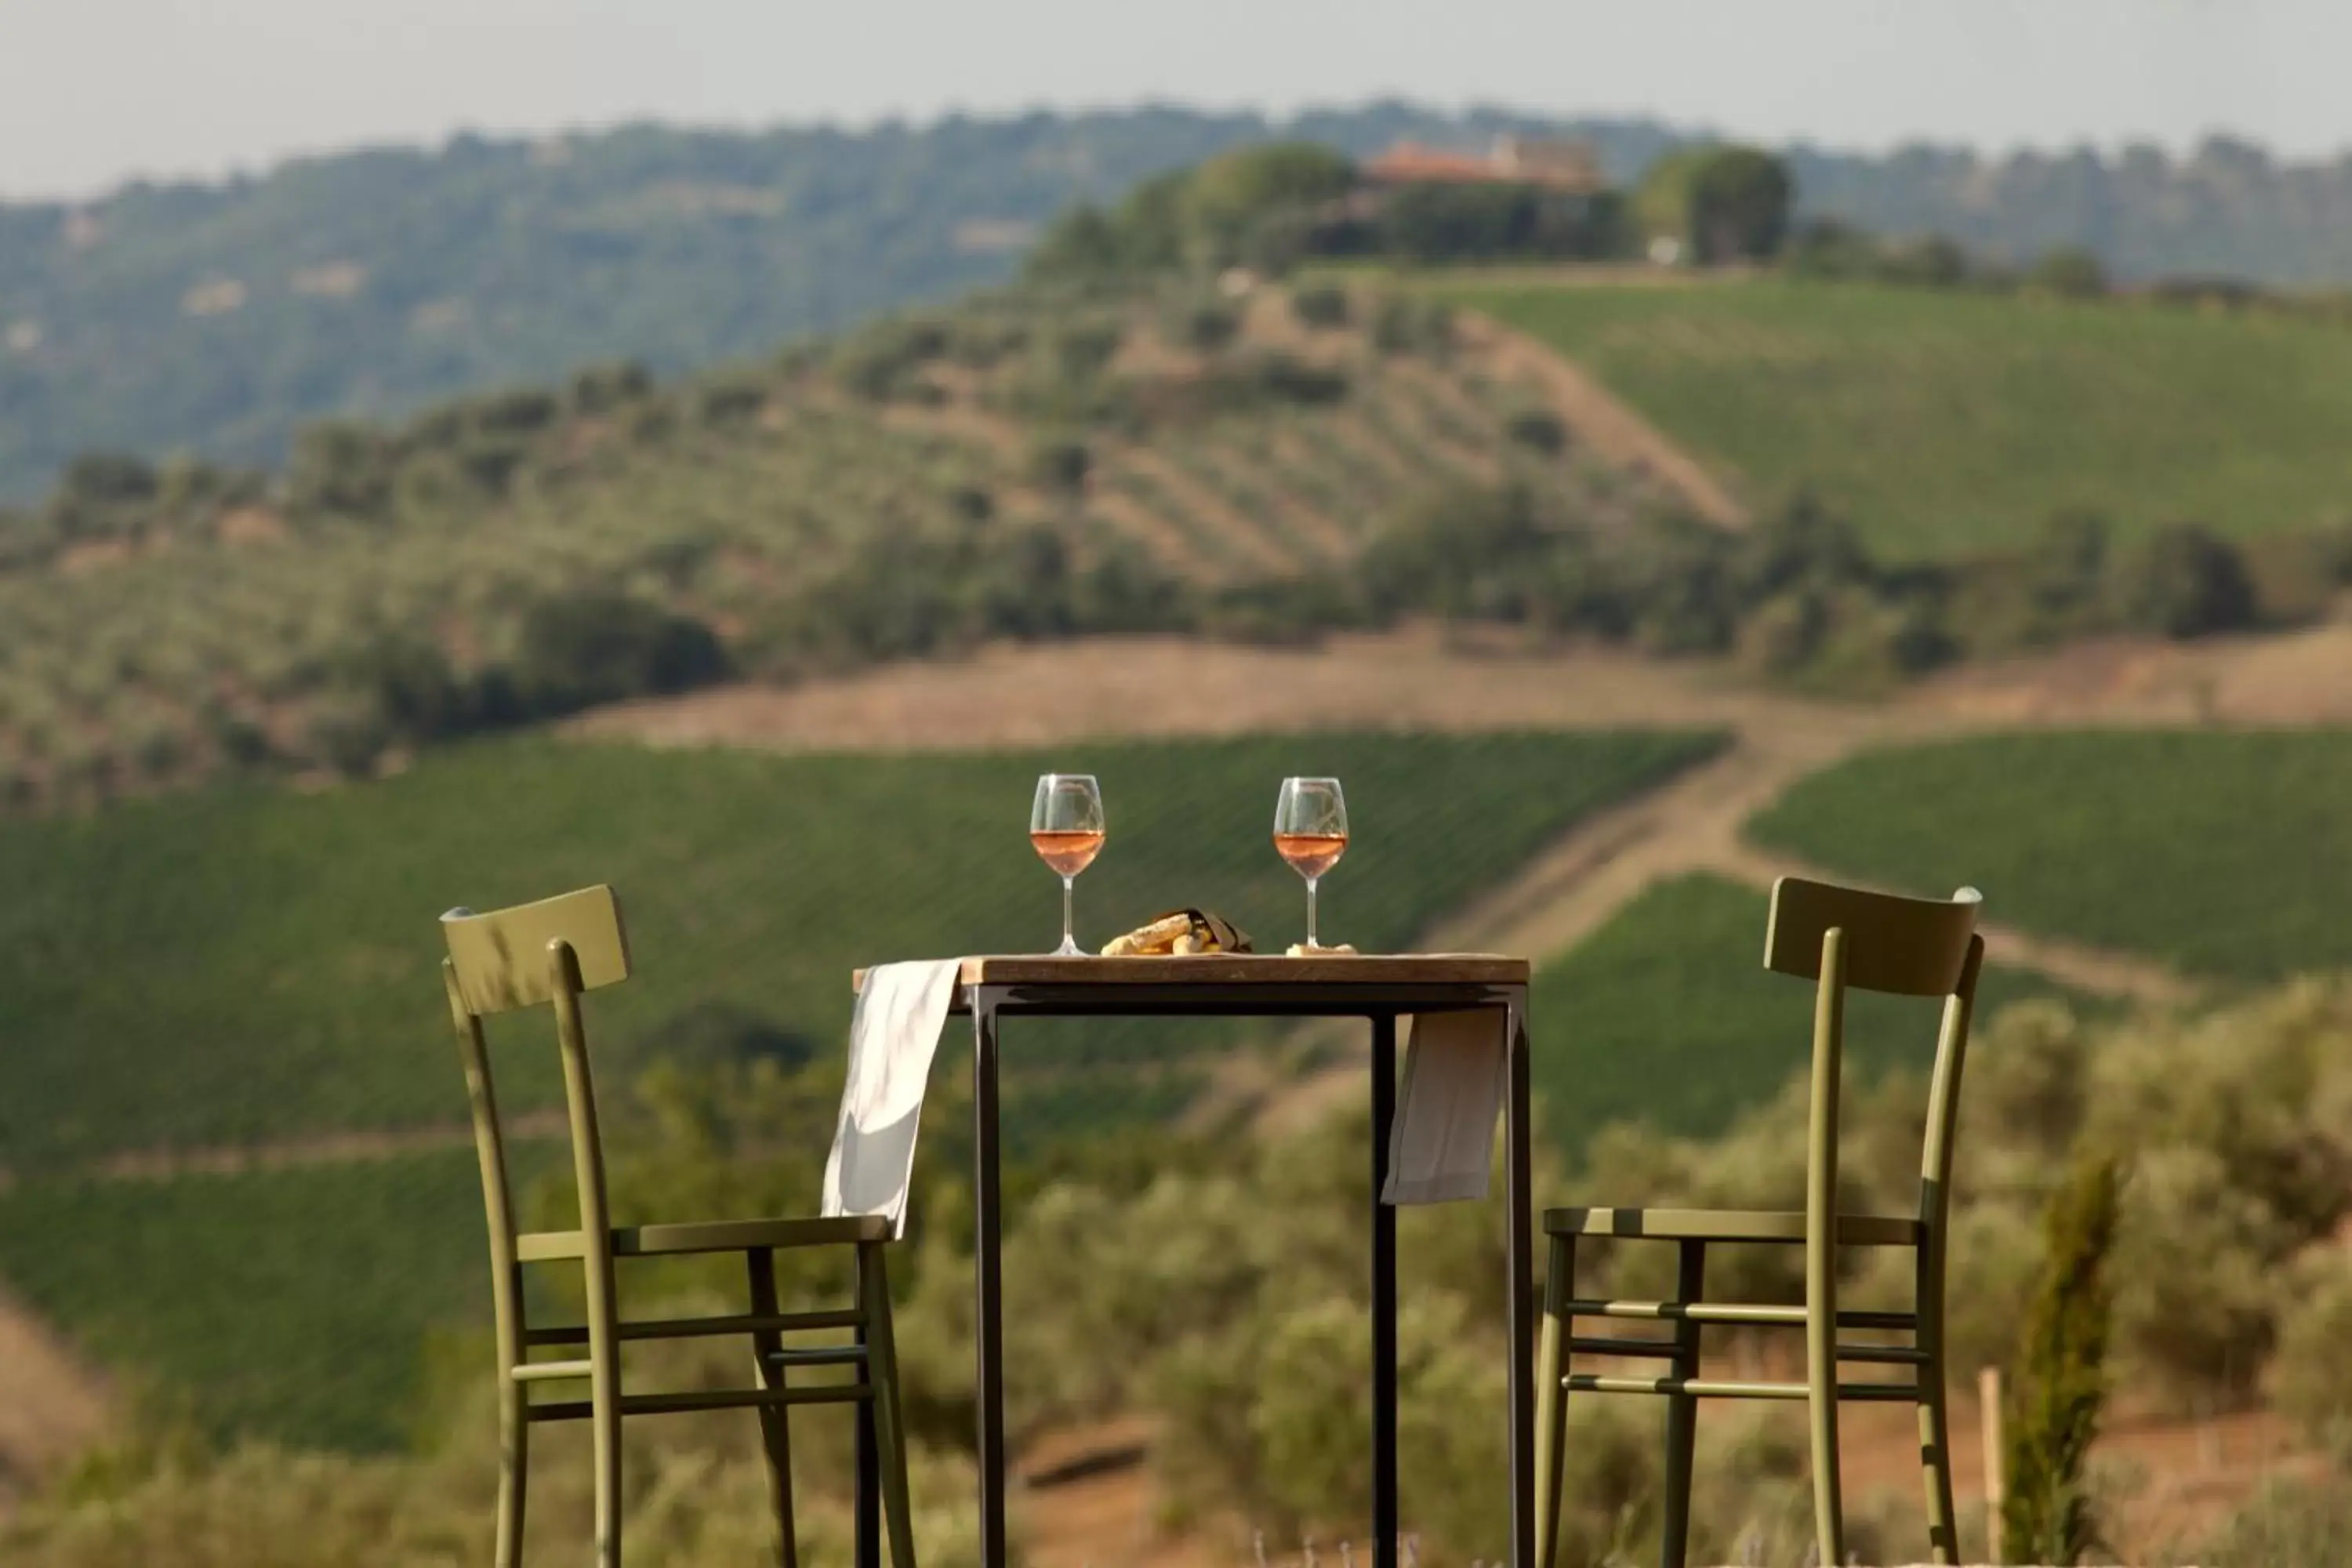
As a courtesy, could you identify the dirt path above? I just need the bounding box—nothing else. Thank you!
[83,1109,567,1185]
[1456,310,1751,528]
[575,622,2352,1151]
[0,1284,110,1507]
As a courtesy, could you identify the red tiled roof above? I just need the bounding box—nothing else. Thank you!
[1363,138,1606,194]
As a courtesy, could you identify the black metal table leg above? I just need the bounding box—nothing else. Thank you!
[855,1341,880,1568]
[1505,991,1536,1568]
[1370,1012,1399,1568]
[972,989,1007,1568]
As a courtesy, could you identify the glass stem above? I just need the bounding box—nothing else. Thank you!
[1062,876,1075,952]
[1306,877,1319,949]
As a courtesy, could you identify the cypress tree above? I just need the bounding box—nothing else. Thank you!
[2002,1154,2123,1564]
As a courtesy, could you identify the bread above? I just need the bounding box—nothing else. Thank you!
[1101,909,1253,957]
[1101,910,1196,956]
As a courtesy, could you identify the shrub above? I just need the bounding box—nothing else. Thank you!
[467,388,559,437]
[285,423,394,518]
[1024,203,1127,281]
[2112,522,2258,638]
[1504,408,1567,455]
[1232,350,1347,407]
[510,592,729,715]
[2032,246,2110,298]
[1785,218,1880,279]
[1025,435,1090,496]
[1369,293,1454,355]
[691,374,768,425]
[2267,1245,2352,1459]
[1289,283,1350,329]
[54,452,159,515]
[1876,233,1974,288]
[1163,295,1240,350]
[2197,1473,2352,1566]
[830,314,950,400]
[567,360,654,412]
[302,698,394,778]
[339,635,471,742]
[2111,1145,2291,1404]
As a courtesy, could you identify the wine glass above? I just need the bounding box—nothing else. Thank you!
[1030,774,1105,957]
[1273,777,1348,952]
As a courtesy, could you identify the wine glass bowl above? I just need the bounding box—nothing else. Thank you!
[1273,776,1348,951]
[1031,774,1105,956]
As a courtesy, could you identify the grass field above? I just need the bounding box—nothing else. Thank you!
[1748,729,2352,982]
[1438,277,2352,558]
[0,727,1722,1168]
[0,1151,500,1450]
[1530,873,2089,1157]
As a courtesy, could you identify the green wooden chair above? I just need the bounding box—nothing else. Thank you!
[1534,875,1984,1568]
[440,884,916,1568]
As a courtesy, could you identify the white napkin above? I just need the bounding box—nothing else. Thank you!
[1380,1009,1509,1205]
[820,959,963,1236]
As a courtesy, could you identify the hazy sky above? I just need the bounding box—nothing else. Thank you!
[0,0,2336,200]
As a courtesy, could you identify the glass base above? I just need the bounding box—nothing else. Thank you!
[1051,935,1087,957]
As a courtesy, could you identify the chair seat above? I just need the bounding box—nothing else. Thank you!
[517,1214,891,1261]
[1544,1206,1922,1247]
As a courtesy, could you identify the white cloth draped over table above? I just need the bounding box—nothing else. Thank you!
[1378,1008,1510,1205]
[820,960,1512,1232]
[820,958,963,1236]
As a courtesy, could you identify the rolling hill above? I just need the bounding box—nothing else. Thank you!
[1749,728,2352,982]
[1439,275,2352,558]
[0,278,1641,804]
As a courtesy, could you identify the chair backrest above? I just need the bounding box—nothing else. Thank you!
[440,885,633,1310]
[443,884,632,1014]
[1763,876,1978,997]
[1762,876,1986,1236]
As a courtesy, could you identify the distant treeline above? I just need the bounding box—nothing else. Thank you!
[305,474,2352,754]
[1028,137,2352,328]
[1024,140,1792,278]
[11,105,2352,499]
[756,477,2344,698]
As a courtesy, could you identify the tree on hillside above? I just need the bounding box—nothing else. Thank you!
[2031,245,2110,298]
[1377,181,1626,263]
[1023,204,1127,280]
[1635,145,1793,263]
[2114,523,2258,639]
[1178,142,1358,267]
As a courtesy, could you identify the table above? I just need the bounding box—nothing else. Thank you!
[855,955,1536,1568]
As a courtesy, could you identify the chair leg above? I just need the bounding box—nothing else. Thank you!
[1915,1251,1960,1566]
[1806,1250,1845,1568]
[585,1264,625,1568]
[746,1250,800,1568]
[859,1242,920,1568]
[1534,1233,1575,1568]
[1660,1240,1707,1568]
[495,1377,528,1568]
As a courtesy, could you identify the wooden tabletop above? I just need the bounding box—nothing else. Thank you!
[855,953,1528,989]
